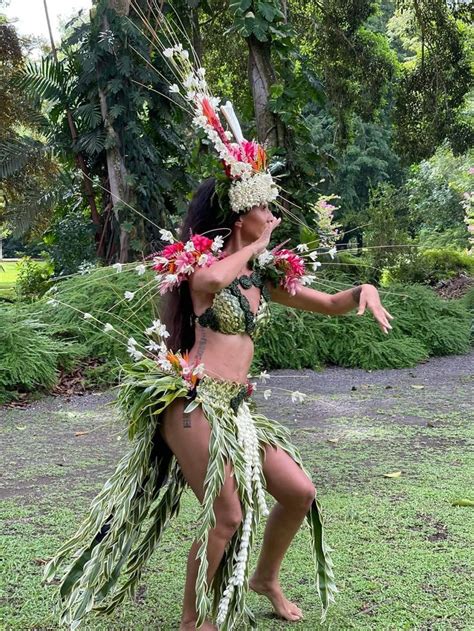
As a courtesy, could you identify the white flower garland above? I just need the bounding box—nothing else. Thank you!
[217,401,269,624]
[228,171,279,213]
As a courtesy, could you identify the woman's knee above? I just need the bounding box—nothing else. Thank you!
[289,479,316,513]
[213,499,243,540]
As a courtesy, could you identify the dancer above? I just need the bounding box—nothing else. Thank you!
[44,25,393,631]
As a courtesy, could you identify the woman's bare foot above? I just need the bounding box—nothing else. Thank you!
[179,620,217,630]
[249,575,303,621]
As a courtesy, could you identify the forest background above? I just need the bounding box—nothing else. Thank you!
[0,0,473,402]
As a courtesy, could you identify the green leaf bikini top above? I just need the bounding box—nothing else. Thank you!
[194,269,272,341]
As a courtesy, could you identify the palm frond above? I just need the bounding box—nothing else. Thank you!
[75,127,106,155]
[16,57,72,105]
[4,173,71,237]
[74,103,102,129]
[0,136,50,179]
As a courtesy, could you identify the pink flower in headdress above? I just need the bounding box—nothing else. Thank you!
[226,140,267,173]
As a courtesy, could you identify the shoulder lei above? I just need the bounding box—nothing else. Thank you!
[152,234,225,294]
[252,247,313,296]
[152,235,313,297]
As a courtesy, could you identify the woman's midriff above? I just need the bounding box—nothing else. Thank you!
[187,324,254,384]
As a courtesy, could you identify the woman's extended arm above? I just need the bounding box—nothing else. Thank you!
[190,218,281,293]
[270,283,394,334]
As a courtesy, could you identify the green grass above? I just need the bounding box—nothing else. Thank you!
[1,365,473,630]
[0,259,48,299]
[0,261,20,298]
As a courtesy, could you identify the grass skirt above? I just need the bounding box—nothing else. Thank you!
[44,359,336,629]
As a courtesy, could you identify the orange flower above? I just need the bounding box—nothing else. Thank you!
[166,352,181,369]
[255,145,267,171]
[201,97,228,144]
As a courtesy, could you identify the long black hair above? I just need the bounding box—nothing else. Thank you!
[161,178,240,352]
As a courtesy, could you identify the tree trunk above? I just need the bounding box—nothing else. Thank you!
[109,0,130,16]
[97,4,134,263]
[43,0,101,233]
[97,86,131,263]
[247,35,285,148]
[191,8,203,63]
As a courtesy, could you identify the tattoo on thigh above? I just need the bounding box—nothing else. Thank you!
[183,413,192,428]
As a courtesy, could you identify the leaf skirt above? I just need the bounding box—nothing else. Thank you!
[44,360,336,629]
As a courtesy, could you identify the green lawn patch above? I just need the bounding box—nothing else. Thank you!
[0,261,20,298]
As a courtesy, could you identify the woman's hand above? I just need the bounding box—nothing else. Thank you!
[250,217,281,255]
[357,284,394,334]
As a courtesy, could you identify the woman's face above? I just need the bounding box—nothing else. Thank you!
[237,204,276,242]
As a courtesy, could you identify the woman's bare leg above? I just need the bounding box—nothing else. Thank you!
[160,400,242,631]
[249,445,316,622]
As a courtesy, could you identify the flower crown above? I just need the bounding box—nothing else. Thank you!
[164,43,279,215]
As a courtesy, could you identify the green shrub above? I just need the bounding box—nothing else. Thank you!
[0,307,84,403]
[319,252,373,285]
[462,287,474,312]
[255,283,471,371]
[35,265,157,369]
[389,248,474,285]
[44,213,97,275]
[15,256,53,302]
[461,287,474,343]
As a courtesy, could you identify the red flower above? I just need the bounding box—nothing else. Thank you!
[201,97,228,145]
[271,248,306,296]
[274,249,306,275]
[191,234,214,253]
[161,242,184,258]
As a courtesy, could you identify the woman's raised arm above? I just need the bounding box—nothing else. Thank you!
[190,217,281,293]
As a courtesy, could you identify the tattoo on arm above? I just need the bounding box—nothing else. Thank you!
[351,286,362,305]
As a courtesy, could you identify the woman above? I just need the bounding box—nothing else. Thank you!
[160,178,393,630]
[44,176,393,631]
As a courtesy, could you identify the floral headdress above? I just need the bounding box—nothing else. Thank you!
[163,43,279,215]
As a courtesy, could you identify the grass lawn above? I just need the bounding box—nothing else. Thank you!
[0,261,20,299]
[1,354,473,630]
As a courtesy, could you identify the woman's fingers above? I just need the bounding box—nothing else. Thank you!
[375,310,392,333]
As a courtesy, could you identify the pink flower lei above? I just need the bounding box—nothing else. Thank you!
[271,247,307,296]
[152,234,225,294]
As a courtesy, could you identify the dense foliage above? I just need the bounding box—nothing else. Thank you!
[0,0,472,401]
[1,0,472,267]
